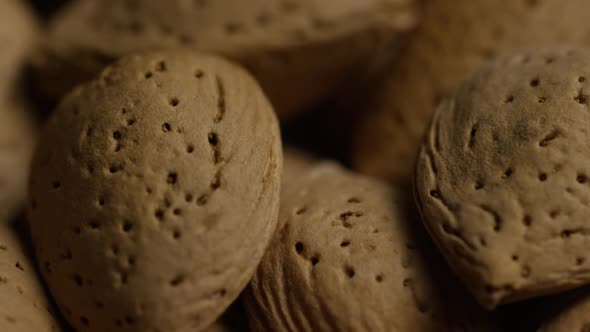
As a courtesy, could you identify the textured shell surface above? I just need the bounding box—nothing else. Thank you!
[353,0,590,184]
[246,162,501,332]
[0,225,62,332]
[416,48,590,309]
[28,50,283,332]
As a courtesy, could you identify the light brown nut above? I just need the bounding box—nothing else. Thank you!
[0,224,62,332]
[27,51,282,332]
[353,0,590,184]
[245,162,500,331]
[33,0,415,119]
[415,48,590,309]
[0,0,38,222]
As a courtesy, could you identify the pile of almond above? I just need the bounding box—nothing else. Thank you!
[4,0,590,331]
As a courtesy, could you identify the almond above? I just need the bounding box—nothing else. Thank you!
[33,0,415,119]
[28,50,282,332]
[246,162,500,331]
[353,0,590,184]
[416,48,590,308]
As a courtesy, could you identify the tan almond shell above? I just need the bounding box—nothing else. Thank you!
[415,48,590,309]
[0,0,38,222]
[0,224,62,332]
[245,162,500,331]
[27,51,282,332]
[538,293,590,332]
[33,0,415,119]
[353,0,590,184]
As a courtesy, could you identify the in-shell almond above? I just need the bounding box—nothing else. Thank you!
[245,162,500,331]
[0,223,62,332]
[27,51,282,332]
[353,0,590,184]
[415,48,590,308]
[33,0,415,119]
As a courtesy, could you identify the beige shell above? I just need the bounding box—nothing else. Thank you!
[245,162,500,331]
[538,293,590,332]
[34,0,415,119]
[353,0,590,184]
[415,48,590,308]
[27,51,282,332]
[0,224,62,332]
[0,0,38,222]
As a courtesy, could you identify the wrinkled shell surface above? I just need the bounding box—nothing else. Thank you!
[353,0,590,184]
[416,48,590,308]
[246,162,499,331]
[28,51,282,332]
[35,0,415,118]
[0,225,62,332]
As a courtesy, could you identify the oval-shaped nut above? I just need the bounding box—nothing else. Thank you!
[245,162,500,331]
[353,0,590,184]
[27,51,283,332]
[0,224,62,332]
[0,0,38,222]
[33,0,416,119]
[415,48,590,309]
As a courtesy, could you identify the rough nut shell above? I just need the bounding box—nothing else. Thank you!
[28,50,282,332]
[0,224,62,332]
[415,48,590,308]
[246,162,500,331]
[353,0,590,184]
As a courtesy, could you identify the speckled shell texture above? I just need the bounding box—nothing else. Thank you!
[416,48,590,309]
[246,162,500,332]
[353,0,590,184]
[0,225,62,332]
[34,0,415,119]
[27,51,282,332]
